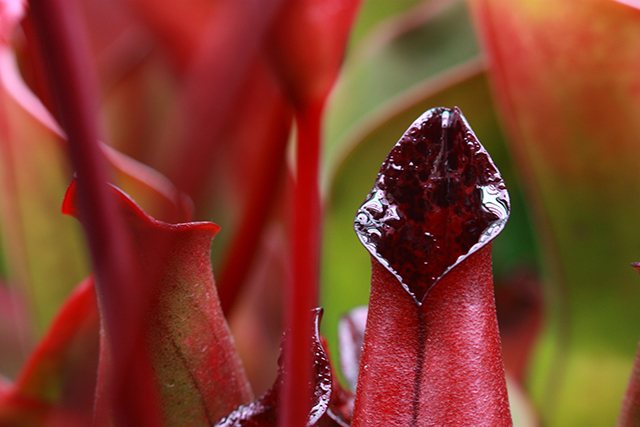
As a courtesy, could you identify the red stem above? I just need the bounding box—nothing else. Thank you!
[216,105,291,314]
[281,103,323,427]
[26,1,160,425]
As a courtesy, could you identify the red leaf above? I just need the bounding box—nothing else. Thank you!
[116,0,217,70]
[0,391,49,427]
[137,2,294,314]
[351,107,512,426]
[227,225,288,395]
[0,276,99,426]
[199,62,292,313]
[156,1,289,202]
[621,348,640,426]
[63,180,254,425]
[0,283,31,379]
[466,2,640,423]
[0,0,23,45]
[215,309,349,427]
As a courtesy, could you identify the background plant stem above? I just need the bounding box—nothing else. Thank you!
[282,102,323,427]
[27,0,160,425]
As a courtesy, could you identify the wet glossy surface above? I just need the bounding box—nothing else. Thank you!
[215,309,334,426]
[354,107,509,304]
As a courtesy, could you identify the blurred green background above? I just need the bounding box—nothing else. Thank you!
[320,1,640,426]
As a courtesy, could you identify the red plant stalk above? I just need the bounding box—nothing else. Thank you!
[267,1,362,424]
[26,0,160,424]
[282,102,324,427]
[353,247,511,426]
[351,107,512,426]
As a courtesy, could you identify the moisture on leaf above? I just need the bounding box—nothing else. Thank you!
[354,106,509,303]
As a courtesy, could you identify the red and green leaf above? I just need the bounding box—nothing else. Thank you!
[0,276,99,426]
[0,32,89,334]
[0,0,194,340]
[63,180,254,425]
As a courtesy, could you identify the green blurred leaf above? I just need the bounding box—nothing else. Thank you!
[324,0,479,171]
[468,0,640,424]
[0,51,89,335]
[347,0,425,47]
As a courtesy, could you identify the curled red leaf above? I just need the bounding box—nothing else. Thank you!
[63,180,253,425]
[216,309,350,427]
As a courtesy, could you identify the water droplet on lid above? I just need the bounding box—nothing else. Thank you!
[441,109,451,128]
